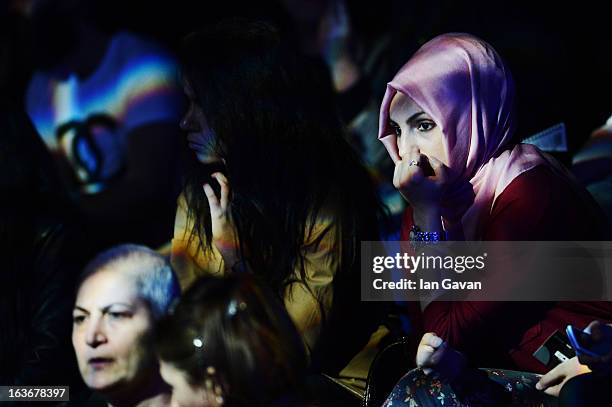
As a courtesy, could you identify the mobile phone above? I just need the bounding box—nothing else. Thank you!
[533,330,575,369]
[566,325,612,358]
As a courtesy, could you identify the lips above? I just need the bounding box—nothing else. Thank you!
[88,357,113,369]
[186,133,204,143]
[188,142,205,151]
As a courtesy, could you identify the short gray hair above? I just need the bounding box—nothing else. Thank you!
[79,244,180,320]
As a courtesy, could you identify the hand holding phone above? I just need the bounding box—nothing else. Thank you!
[566,321,612,372]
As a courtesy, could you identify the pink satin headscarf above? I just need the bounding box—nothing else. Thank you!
[379,33,551,239]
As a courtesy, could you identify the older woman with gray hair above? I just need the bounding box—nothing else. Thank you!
[72,244,180,407]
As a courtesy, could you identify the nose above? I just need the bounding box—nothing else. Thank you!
[85,316,107,348]
[179,113,190,131]
[180,106,201,132]
[398,135,414,160]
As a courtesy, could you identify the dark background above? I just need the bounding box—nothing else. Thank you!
[2,0,611,152]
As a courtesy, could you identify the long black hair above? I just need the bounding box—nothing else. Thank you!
[179,20,387,370]
[180,19,384,293]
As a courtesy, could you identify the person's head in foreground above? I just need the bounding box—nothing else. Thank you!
[156,274,309,407]
[72,244,180,406]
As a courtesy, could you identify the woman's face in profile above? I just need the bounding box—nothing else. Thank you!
[72,270,156,395]
[180,79,222,165]
[389,91,448,167]
[159,361,223,407]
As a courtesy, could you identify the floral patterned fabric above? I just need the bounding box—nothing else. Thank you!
[383,368,558,407]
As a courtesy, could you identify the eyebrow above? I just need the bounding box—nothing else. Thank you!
[405,111,427,124]
[389,111,427,126]
[73,303,134,314]
[74,306,89,314]
[102,303,134,311]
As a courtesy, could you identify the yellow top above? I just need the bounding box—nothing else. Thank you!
[170,194,339,352]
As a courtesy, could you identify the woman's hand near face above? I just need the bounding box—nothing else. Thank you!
[203,172,240,269]
[394,146,448,230]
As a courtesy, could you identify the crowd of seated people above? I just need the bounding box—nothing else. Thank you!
[2,1,612,406]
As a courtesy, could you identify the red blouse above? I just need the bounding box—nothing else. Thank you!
[400,165,612,373]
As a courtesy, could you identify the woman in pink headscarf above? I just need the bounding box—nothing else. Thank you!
[378,33,612,405]
[379,32,600,242]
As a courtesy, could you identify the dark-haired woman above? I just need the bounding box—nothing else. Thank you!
[157,274,311,406]
[170,20,387,377]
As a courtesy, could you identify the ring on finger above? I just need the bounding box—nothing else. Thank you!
[409,160,419,167]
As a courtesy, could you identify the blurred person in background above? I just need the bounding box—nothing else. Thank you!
[0,100,85,389]
[571,115,612,226]
[24,0,184,250]
[1,4,87,389]
[279,0,405,219]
